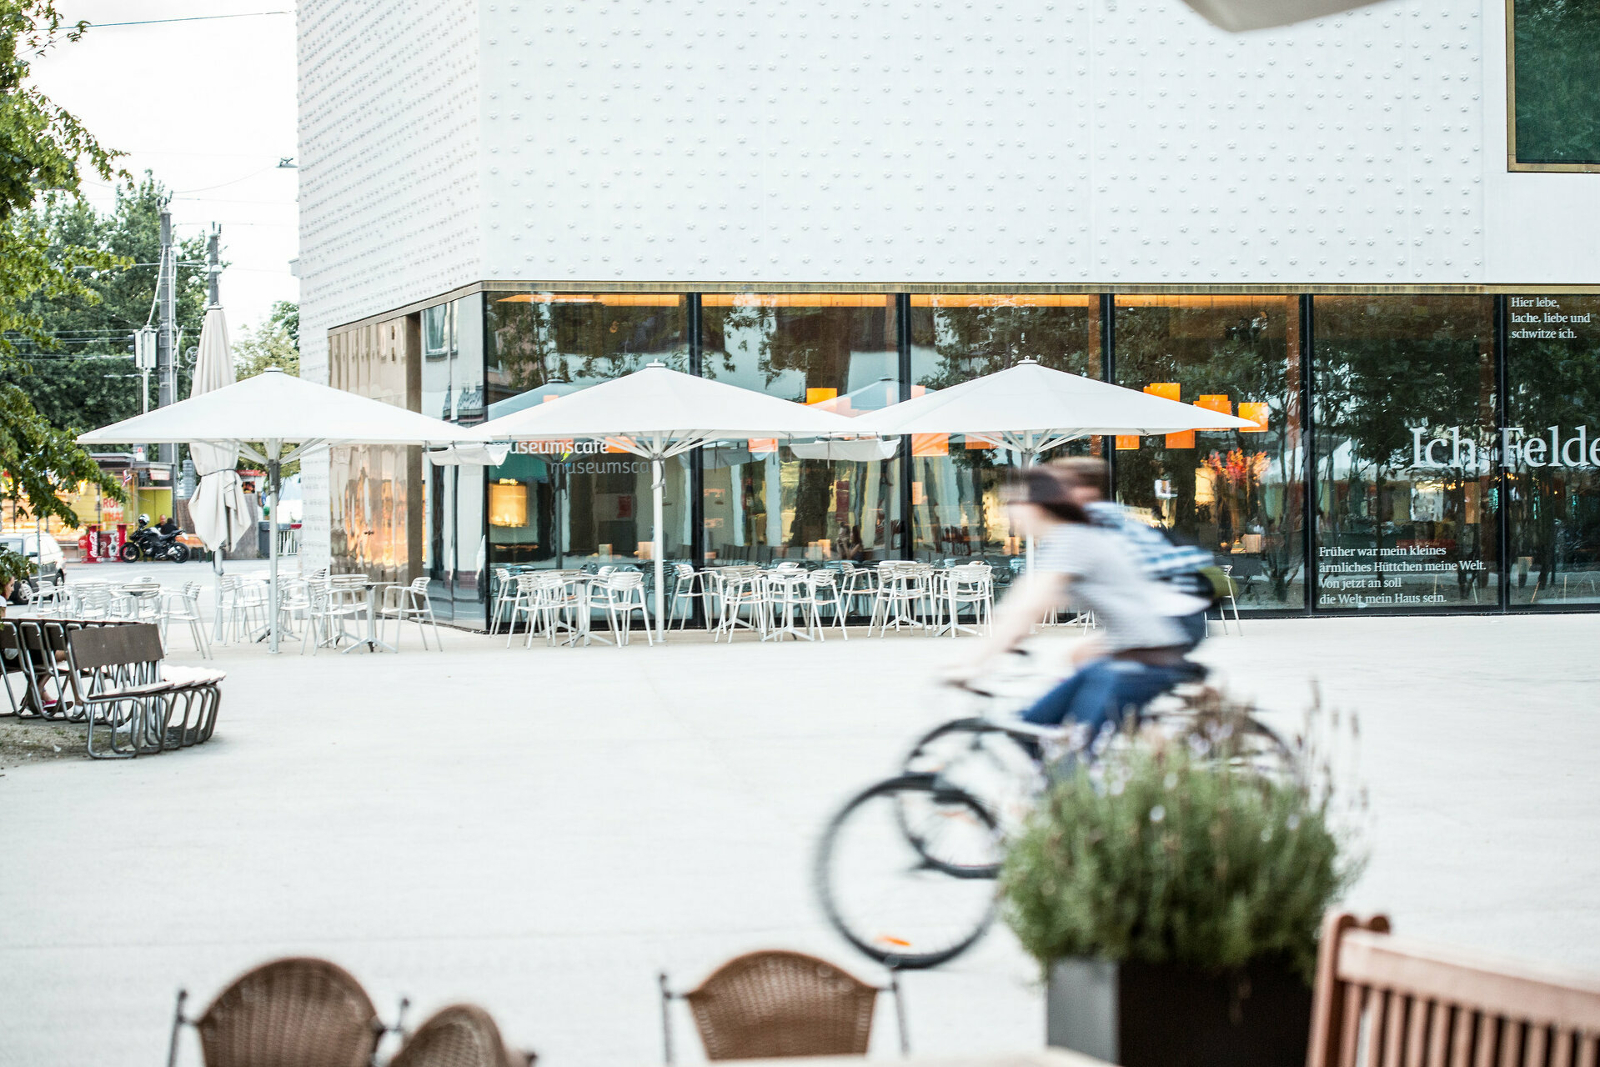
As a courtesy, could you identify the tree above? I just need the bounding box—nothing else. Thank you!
[0,2,127,583]
[235,300,300,377]
[2,176,206,431]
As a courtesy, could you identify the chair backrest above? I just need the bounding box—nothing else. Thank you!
[194,957,381,1067]
[674,563,695,579]
[682,950,879,1061]
[1308,913,1600,1067]
[410,577,431,593]
[388,1004,521,1067]
[67,622,164,673]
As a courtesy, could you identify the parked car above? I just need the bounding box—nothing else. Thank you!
[1,531,66,603]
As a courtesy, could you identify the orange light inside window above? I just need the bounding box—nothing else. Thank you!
[1239,402,1269,432]
[748,438,777,455]
[912,434,949,457]
[806,387,839,406]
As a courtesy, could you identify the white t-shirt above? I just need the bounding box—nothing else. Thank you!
[1035,524,1194,652]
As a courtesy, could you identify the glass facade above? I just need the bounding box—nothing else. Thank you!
[484,293,690,583]
[700,295,900,564]
[327,289,1600,626]
[1113,295,1306,609]
[1313,296,1498,611]
[1505,295,1600,605]
[908,295,1101,578]
[328,318,420,585]
[420,295,486,621]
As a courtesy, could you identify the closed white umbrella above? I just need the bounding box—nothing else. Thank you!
[80,368,484,652]
[186,305,254,640]
[851,359,1259,567]
[476,361,861,641]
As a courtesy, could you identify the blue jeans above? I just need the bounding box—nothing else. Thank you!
[1021,657,1190,745]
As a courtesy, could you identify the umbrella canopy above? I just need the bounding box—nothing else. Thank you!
[475,362,859,451]
[849,359,1258,453]
[186,306,253,553]
[80,368,483,653]
[79,367,481,451]
[477,362,862,641]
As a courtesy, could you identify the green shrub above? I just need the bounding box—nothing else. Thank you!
[999,738,1357,979]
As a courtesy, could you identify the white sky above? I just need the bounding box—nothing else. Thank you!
[32,1,299,337]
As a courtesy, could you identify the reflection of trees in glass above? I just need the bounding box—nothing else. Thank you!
[702,302,896,550]
[1514,0,1600,165]
[1314,298,1495,599]
[1115,302,1303,605]
[1506,298,1600,593]
[484,296,687,402]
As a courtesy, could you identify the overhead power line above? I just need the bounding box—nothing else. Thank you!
[90,11,290,29]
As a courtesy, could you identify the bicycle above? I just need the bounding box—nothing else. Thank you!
[813,657,1302,970]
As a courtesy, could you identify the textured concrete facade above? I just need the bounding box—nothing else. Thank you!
[295,0,1598,565]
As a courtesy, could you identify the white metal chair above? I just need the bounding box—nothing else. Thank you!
[1212,564,1244,635]
[380,577,444,651]
[869,561,930,636]
[935,563,994,638]
[762,569,816,642]
[159,581,212,658]
[596,571,653,646]
[711,566,767,642]
[668,563,711,630]
[804,570,849,641]
[488,567,518,636]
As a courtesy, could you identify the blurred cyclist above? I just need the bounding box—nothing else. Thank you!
[1048,457,1214,652]
[948,461,1209,746]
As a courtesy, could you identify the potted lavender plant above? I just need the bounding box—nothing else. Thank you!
[999,700,1364,1067]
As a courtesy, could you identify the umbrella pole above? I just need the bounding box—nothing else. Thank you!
[1022,445,1036,574]
[652,456,665,644]
[268,446,281,654]
[213,499,229,643]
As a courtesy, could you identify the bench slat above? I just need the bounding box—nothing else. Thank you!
[1339,934,1600,1032]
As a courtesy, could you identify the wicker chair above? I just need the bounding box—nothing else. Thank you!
[165,957,388,1067]
[389,1004,535,1067]
[659,950,906,1063]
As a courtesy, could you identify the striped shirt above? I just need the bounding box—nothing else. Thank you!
[1085,502,1215,593]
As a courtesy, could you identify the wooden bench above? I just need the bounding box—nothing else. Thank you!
[1309,912,1600,1067]
[60,622,224,759]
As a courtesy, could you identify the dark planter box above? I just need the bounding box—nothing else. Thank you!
[1046,955,1312,1067]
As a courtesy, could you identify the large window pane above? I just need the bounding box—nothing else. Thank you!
[1511,0,1600,168]
[700,295,900,563]
[1506,295,1600,605]
[907,295,1101,575]
[329,318,420,585]
[420,295,486,621]
[483,293,690,579]
[1113,295,1305,610]
[1313,296,1497,611]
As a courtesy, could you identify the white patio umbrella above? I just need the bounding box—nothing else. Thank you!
[79,368,483,652]
[1178,0,1389,32]
[475,361,861,641]
[850,359,1259,566]
[186,305,254,638]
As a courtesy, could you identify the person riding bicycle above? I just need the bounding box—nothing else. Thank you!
[1049,456,1214,652]
[948,461,1209,748]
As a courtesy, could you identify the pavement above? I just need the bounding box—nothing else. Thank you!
[1,612,1597,1065]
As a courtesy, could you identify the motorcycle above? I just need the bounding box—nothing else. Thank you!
[118,517,191,564]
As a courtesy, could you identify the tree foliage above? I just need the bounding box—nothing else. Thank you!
[235,299,300,378]
[0,2,128,581]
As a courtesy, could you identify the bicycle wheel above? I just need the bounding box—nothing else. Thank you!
[815,774,1001,970]
[902,717,1042,829]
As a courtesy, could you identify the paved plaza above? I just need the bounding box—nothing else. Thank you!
[2,611,1598,1066]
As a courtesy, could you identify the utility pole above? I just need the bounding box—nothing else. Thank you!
[206,225,221,307]
[156,200,178,486]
